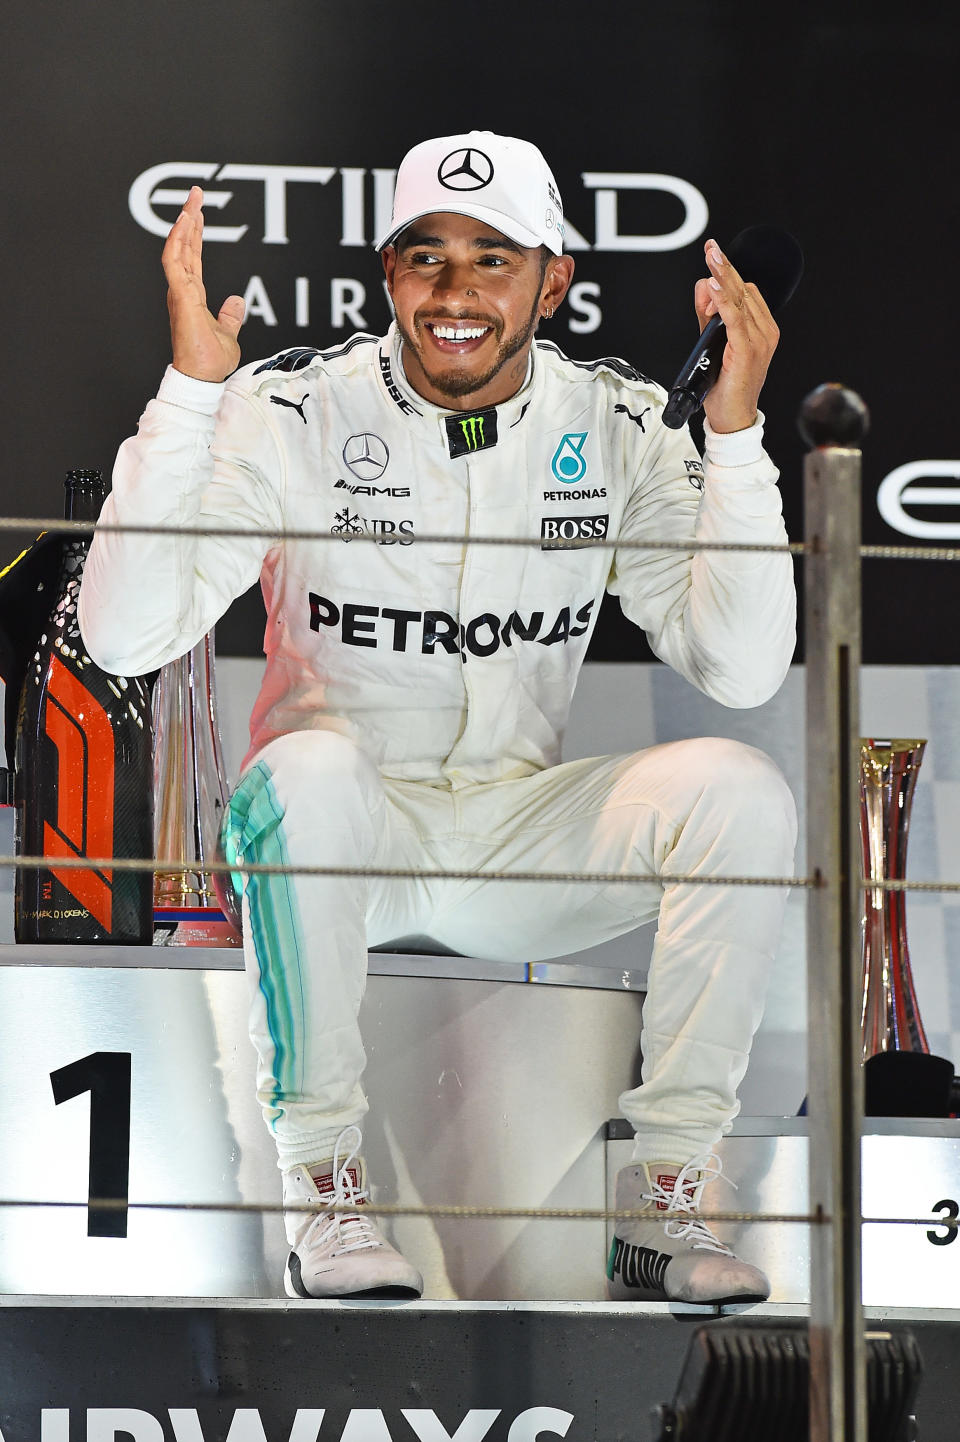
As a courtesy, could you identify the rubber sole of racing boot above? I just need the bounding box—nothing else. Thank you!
[285,1248,424,1300]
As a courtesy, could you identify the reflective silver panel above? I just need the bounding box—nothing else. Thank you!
[0,964,644,1300]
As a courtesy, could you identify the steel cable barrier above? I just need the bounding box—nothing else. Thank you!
[0,383,948,1440]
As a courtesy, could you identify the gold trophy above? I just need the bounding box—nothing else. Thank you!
[152,630,241,946]
[860,738,957,1113]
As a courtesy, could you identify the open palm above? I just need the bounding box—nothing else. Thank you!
[162,185,245,382]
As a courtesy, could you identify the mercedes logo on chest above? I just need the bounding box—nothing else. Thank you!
[342,433,390,480]
[437,147,494,191]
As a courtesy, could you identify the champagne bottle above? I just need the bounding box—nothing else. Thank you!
[14,469,154,943]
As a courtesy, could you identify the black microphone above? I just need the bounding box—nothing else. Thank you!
[660,225,805,430]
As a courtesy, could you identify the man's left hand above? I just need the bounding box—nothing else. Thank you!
[694,238,780,435]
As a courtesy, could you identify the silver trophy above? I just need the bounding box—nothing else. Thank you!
[859,737,960,1114]
[152,630,241,946]
[860,737,929,1059]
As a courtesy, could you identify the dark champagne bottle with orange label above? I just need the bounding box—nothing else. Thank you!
[14,469,154,943]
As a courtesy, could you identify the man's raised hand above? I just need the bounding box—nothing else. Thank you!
[162,186,245,383]
[694,238,780,436]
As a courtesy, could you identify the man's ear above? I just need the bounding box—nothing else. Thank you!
[540,254,575,318]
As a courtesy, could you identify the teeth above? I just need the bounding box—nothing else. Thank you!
[432,324,488,341]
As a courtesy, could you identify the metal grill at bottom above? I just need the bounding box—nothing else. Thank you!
[653,1320,922,1442]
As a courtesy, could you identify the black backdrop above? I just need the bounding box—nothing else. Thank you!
[2,4,955,662]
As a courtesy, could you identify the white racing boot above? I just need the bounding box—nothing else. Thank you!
[283,1125,423,1299]
[606,1154,769,1305]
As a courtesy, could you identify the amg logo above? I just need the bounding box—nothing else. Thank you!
[541,514,609,550]
[308,595,596,656]
[335,479,411,497]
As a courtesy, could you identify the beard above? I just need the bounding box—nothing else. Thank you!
[397,293,541,401]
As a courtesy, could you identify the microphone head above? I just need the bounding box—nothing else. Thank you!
[725,224,804,313]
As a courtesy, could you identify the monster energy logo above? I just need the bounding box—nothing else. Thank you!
[444,406,499,459]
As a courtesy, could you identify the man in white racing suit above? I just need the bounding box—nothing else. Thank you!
[79,131,797,1305]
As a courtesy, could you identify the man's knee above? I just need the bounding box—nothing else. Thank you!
[681,737,797,858]
[253,729,381,800]
[231,730,385,855]
[617,737,797,863]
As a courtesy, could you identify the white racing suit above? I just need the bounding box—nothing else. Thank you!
[79,325,798,1170]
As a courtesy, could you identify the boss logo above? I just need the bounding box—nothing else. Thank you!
[541,514,609,550]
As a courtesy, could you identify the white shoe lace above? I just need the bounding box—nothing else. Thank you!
[310,1125,382,1257]
[642,1153,734,1256]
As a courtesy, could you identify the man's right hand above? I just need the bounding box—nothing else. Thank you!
[162,185,245,382]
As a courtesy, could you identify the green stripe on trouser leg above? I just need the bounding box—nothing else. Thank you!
[222,761,306,1131]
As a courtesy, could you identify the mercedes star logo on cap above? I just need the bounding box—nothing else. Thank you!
[437,147,495,191]
[342,433,390,480]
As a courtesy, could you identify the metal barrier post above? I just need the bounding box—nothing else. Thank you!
[801,384,870,1442]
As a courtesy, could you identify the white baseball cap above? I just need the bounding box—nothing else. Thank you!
[375,131,565,256]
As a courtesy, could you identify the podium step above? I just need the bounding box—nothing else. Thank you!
[606,1116,960,1310]
[0,963,644,1300]
[0,1299,954,1441]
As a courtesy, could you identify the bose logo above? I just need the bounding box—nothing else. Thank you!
[877,461,960,539]
[128,163,708,251]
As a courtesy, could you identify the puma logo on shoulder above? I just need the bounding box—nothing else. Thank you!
[614,404,651,433]
[270,394,310,424]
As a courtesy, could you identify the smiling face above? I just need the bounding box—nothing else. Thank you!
[382,212,574,411]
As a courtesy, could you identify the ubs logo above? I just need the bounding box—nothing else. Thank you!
[331,510,414,545]
[438,147,494,191]
[332,508,364,540]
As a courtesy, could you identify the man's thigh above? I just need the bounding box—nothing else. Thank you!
[420,750,679,962]
[242,733,458,951]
